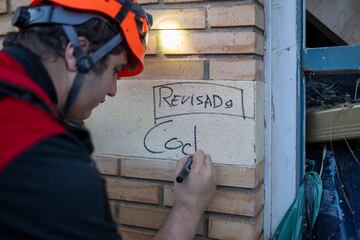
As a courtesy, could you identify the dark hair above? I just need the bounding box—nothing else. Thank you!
[3,11,125,74]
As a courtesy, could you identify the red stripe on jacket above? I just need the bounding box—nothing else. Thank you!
[0,51,64,170]
[0,98,65,171]
[0,51,59,116]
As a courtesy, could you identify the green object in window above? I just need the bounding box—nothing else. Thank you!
[272,171,322,240]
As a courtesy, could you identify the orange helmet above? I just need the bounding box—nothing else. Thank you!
[29,0,152,78]
[12,0,152,115]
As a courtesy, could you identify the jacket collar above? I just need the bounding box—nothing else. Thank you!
[3,45,58,106]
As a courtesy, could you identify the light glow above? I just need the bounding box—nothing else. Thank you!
[159,22,185,53]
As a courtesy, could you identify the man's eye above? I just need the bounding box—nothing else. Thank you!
[113,68,119,76]
[113,67,124,76]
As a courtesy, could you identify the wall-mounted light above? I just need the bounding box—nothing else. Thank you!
[158,23,186,53]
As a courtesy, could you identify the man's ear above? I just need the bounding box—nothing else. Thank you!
[78,37,91,53]
[64,37,91,72]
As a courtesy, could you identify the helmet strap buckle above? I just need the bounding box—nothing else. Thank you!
[76,55,93,73]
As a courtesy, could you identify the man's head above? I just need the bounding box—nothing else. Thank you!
[4,0,152,120]
[62,38,128,120]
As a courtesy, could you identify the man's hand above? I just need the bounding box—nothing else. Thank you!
[154,150,217,240]
[174,150,216,215]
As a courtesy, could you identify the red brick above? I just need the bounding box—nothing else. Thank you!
[216,161,264,188]
[159,31,263,55]
[146,33,157,55]
[121,158,176,182]
[10,0,157,9]
[208,213,263,240]
[139,0,158,4]
[210,59,264,81]
[123,226,207,239]
[94,155,118,175]
[109,200,117,220]
[255,31,264,55]
[119,204,204,234]
[0,1,7,14]
[0,36,4,48]
[0,16,16,36]
[119,204,169,229]
[121,158,264,188]
[164,185,264,217]
[148,9,205,30]
[164,0,206,2]
[133,59,204,80]
[10,0,30,12]
[118,226,155,240]
[210,4,264,30]
[106,178,160,204]
[195,237,209,240]
[257,4,265,30]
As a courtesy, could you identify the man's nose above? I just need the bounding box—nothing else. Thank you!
[108,79,117,97]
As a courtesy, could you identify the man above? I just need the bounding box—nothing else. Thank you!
[0,0,216,239]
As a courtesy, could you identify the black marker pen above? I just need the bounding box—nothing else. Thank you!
[176,155,193,183]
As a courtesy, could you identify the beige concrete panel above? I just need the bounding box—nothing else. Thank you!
[255,79,264,165]
[86,80,263,166]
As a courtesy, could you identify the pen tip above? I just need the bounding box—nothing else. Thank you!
[176,176,183,183]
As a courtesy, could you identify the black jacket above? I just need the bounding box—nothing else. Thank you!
[0,45,121,240]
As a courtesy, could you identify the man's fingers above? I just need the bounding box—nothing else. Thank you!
[191,150,205,171]
[204,154,212,167]
[210,158,217,183]
[175,154,191,175]
[176,150,212,177]
[205,154,216,181]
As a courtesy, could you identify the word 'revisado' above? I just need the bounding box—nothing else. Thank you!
[158,86,233,109]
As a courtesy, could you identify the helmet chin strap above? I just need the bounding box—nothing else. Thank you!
[61,25,122,117]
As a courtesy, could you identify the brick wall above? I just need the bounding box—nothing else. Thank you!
[97,157,264,240]
[1,0,265,239]
[99,0,265,239]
